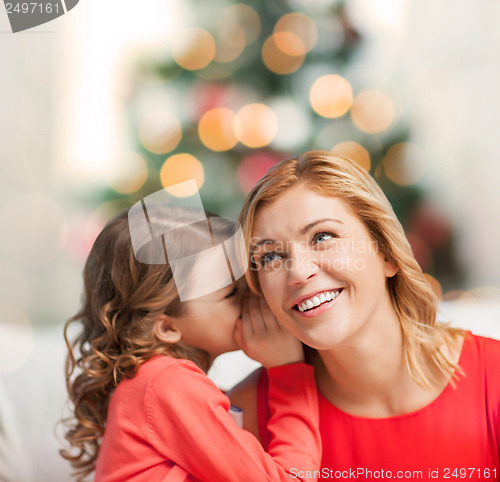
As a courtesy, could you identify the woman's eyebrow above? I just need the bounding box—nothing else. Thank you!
[299,218,344,235]
[252,218,343,249]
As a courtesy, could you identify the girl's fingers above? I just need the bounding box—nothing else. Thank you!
[240,291,254,340]
[258,295,281,331]
[247,293,266,334]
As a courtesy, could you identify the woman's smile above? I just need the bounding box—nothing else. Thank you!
[292,288,344,317]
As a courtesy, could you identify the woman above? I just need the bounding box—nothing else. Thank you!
[230,151,500,480]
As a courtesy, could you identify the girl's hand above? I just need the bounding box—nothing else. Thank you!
[234,291,304,369]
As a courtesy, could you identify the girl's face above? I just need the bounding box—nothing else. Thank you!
[251,184,398,351]
[176,280,244,360]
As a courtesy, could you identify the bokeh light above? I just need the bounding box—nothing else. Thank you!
[0,257,31,311]
[269,97,311,150]
[0,302,34,374]
[214,24,246,63]
[274,13,318,56]
[467,286,500,300]
[351,90,396,134]
[424,273,443,300]
[331,141,371,172]
[139,111,182,154]
[235,103,278,148]
[172,27,216,71]
[237,152,281,194]
[198,108,239,151]
[309,75,353,118]
[0,194,68,266]
[383,142,427,185]
[410,203,451,248]
[287,0,342,12]
[220,4,261,45]
[106,151,148,194]
[160,153,205,197]
[406,233,433,272]
[262,34,305,75]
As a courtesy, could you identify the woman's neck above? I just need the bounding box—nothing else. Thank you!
[312,323,461,419]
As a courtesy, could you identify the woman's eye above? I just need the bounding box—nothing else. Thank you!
[261,252,282,265]
[312,232,333,245]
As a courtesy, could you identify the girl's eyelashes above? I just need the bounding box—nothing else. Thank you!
[224,286,238,299]
[261,251,283,266]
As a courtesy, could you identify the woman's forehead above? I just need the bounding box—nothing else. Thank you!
[252,188,354,239]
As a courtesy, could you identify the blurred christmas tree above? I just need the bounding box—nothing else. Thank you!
[94,0,463,293]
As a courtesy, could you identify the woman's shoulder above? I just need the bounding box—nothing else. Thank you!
[465,331,500,358]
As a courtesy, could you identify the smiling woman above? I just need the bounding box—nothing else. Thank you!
[230,150,500,479]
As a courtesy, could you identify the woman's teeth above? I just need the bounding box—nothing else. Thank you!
[297,290,342,312]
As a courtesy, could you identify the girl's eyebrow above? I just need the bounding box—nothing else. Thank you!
[253,218,345,248]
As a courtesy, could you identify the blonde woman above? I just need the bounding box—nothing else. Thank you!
[230,151,500,480]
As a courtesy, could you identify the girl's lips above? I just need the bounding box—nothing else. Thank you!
[293,289,343,318]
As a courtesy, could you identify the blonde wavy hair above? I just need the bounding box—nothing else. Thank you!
[239,150,464,390]
[61,206,233,480]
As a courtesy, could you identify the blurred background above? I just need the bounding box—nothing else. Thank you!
[1,0,499,480]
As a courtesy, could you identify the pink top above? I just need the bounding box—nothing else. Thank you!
[258,333,500,481]
[95,355,321,481]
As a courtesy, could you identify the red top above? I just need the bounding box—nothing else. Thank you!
[258,333,500,481]
[94,355,321,481]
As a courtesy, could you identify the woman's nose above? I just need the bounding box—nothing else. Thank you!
[286,251,319,286]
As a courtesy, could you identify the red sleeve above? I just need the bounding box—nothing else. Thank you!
[145,360,321,482]
[481,335,500,454]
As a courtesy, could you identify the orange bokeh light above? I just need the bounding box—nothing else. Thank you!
[198,108,238,152]
[160,153,205,197]
[331,141,371,172]
[351,90,396,134]
[274,12,317,56]
[235,104,278,148]
[309,75,353,118]
[383,142,427,186]
[172,28,216,71]
[262,34,305,75]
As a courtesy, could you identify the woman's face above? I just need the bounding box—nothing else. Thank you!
[251,183,398,350]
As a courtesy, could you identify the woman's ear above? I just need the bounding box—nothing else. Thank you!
[384,259,398,278]
[154,314,182,344]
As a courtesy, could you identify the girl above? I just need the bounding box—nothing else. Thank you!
[231,151,500,480]
[61,205,321,481]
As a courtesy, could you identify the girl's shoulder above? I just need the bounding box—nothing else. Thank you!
[116,355,206,395]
